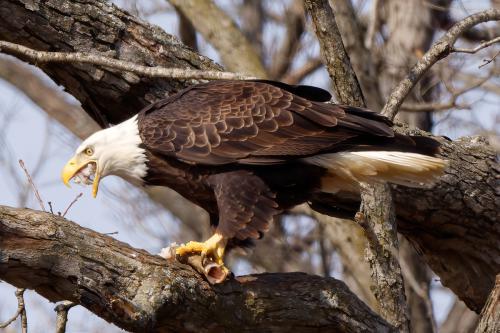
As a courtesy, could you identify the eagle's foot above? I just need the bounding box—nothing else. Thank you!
[176,233,229,284]
[176,233,227,266]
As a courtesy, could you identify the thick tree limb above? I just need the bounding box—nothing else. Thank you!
[0,0,498,313]
[0,0,224,126]
[327,127,499,313]
[382,9,500,120]
[0,57,100,139]
[305,1,408,328]
[329,0,383,109]
[356,184,409,332]
[304,0,366,107]
[167,0,267,78]
[0,205,395,333]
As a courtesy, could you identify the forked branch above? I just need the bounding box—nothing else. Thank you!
[382,9,500,120]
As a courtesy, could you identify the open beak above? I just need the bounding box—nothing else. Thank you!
[61,157,101,198]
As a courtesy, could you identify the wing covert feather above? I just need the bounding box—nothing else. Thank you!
[138,80,393,165]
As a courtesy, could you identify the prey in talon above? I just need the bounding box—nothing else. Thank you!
[62,80,447,284]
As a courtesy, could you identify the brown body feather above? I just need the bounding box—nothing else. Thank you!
[138,80,444,243]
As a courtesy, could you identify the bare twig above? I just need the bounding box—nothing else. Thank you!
[54,301,76,333]
[401,74,491,112]
[400,101,469,112]
[452,36,500,53]
[48,201,55,215]
[479,50,500,68]
[382,9,500,120]
[0,288,26,330]
[18,159,46,212]
[0,41,256,81]
[62,193,83,218]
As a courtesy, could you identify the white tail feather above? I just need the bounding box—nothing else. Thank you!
[304,151,448,193]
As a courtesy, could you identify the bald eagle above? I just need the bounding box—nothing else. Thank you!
[62,80,446,276]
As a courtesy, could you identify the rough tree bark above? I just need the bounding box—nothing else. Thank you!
[380,2,443,331]
[0,206,395,333]
[329,0,383,110]
[304,2,409,330]
[356,184,409,331]
[303,0,366,107]
[0,0,498,314]
[0,0,222,127]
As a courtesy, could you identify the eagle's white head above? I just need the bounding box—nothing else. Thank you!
[61,115,148,197]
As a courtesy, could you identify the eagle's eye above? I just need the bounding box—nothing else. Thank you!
[84,147,94,156]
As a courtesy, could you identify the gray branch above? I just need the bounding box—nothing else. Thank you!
[0,41,255,81]
[304,0,366,107]
[356,184,410,332]
[305,1,409,328]
[0,205,395,333]
[381,9,500,120]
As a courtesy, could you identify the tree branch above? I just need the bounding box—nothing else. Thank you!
[452,36,500,54]
[304,0,366,107]
[0,205,396,333]
[0,41,255,81]
[0,288,26,330]
[270,0,305,79]
[329,0,383,109]
[0,0,226,126]
[167,0,267,78]
[0,57,100,139]
[54,301,76,333]
[327,127,499,313]
[281,57,323,84]
[381,9,500,120]
[356,184,410,332]
[305,1,409,328]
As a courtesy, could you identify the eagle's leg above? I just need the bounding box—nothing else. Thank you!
[176,232,228,267]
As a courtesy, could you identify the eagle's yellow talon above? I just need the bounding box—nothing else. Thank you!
[175,233,227,266]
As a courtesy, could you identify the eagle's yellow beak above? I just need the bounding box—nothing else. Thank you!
[61,156,101,198]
